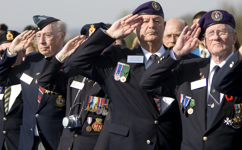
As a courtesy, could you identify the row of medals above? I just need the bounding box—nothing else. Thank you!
[85,106,108,116]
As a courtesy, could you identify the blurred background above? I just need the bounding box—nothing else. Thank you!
[1,0,241,48]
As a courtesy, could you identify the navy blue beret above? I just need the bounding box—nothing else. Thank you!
[132,1,164,18]
[33,15,60,32]
[0,24,8,31]
[80,22,110,38]
[0,30,20,45]
[198,10,235,40]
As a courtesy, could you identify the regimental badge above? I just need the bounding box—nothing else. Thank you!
[92,118,103,132]
[211,11,223,21]
[38,16,47,21]
[89,25,95,37]
[151,1,160,11]
[6,31,13,41]
[56,95,66,107]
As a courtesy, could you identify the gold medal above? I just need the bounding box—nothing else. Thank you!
[56,95,66,107]
[86,125,92,132]
[85,106,90,111]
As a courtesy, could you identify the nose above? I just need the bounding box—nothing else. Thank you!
[38,35,46,44]
[170,35,176,42]
[148,20,155,28]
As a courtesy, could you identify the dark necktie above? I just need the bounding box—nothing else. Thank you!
[37,85,45,107]
[4,86,11,114]
[207,65,220,128]
[150,54,158,62]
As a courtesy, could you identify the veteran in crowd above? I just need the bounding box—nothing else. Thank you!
[67,1,182,150]
[0,15,66,150]
[140,10,242,150]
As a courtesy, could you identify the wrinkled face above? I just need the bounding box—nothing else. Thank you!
[134,14,165,44]
[163,20,184,48]
[36,23,64,57]
[203,24,237,57]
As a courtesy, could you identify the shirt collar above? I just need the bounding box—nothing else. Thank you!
[209,52,234,73]
[141,45,166,64]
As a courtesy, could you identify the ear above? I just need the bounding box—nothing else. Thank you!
[60,31,66,40]
[201,37,207,48]
[233,31,237,45]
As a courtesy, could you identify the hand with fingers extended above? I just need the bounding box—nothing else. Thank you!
[9,30,36,55]
[106,14,143,39]
[56,35,87,62]
[173,23,201,59]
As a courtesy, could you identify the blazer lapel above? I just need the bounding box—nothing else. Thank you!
[194,59,210,132]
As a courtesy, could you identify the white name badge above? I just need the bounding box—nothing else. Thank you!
[70,80,85,90]
[127,55,143,63]
[20,73,33,85]
[191,78,207,90]
[0,94,3,100]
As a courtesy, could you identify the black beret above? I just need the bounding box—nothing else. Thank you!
[33,15,60,32]
[0,30,20,45]
[198,10,235,40]
[0,24,8,31]
[80,22,110,38]
[132,1,164,18]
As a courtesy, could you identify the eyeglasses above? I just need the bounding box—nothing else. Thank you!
[164,34,180,39]
[36,31,60,41]
[204,29,232,40]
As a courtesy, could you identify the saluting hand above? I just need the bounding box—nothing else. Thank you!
[106,14,143,39]
[56,35,86,62]
[173,24,201,59]
[9,30,36,55]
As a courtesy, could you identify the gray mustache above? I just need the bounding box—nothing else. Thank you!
[145,29,158,34]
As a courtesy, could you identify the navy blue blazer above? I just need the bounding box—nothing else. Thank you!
[0,52,65,150]
[38,57,110,150]
[0,81,23,150]
[68,29,182,150]
[140,50,242,150]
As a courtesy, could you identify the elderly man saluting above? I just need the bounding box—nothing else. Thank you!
[140,10,242,150]
[66,1,182,150]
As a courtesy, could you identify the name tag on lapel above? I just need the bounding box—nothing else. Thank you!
[70,80,85,90]
[20,73,33,85]
[127,55,143,63]
[191,78,207,90]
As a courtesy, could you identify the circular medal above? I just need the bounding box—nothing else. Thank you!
[96,108,101,115]
[102,109,108,116]
[56,95,66,107]
[114,75,120,81]
[86,125,92,132]
[187,108,194,115]
[120,76,126,83]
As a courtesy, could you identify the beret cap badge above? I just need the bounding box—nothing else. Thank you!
[151,2,160,11]
[89,25,96,37]
[211,11,223,21]
[6,31,13,41]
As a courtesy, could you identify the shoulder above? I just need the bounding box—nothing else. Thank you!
[24,52,44,62]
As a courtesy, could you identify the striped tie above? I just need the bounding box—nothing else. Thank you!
[37,85,45,107]
[154,95,161,112]
[150,54,158,61]
[4,86,11,114]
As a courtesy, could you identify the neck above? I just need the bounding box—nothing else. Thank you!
[211,51,232,65]
[140,41,163,54]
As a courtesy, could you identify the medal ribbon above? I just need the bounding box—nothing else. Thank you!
[114,63,124,79]
[120,64,130,79]
[90,96,94,109]
[86,96,91,108]
[93,96,99,110]
[180,94,185,104]
[183,96,191,108]
[87,117,92,125]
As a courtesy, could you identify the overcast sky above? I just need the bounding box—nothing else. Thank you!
[1,0,241,36]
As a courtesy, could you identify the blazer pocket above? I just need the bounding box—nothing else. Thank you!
[108,123,129,136]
